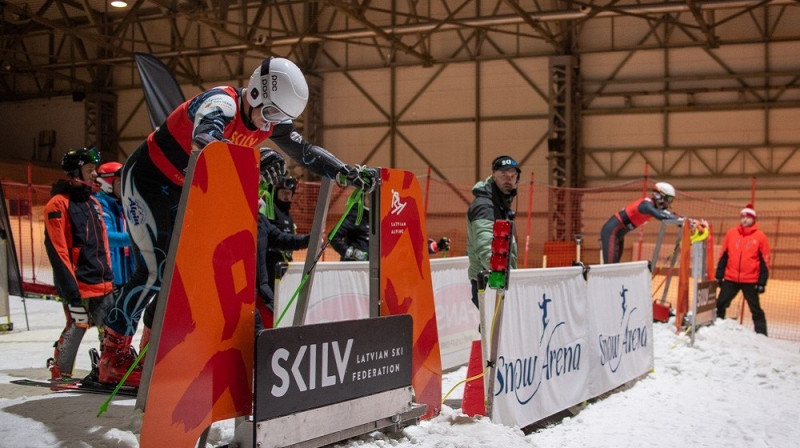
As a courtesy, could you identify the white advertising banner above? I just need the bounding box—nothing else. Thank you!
[273,257,476,370]
[273,261,370,327]
[586,261,654,397]
[491,266,589,427]
[430,257,478,370]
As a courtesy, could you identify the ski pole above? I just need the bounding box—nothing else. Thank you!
[274,189,365,327]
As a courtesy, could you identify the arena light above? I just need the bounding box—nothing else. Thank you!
[110,1,128,7]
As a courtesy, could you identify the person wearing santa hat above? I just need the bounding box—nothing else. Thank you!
[715,204,771,335]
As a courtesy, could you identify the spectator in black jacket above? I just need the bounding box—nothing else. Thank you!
[256,167,310,329]
[266,175,306,292]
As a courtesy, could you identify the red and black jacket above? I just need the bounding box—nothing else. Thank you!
[147,86,274,186]
[614,197,675,230]
[44,180,113,301]
[142,86,347,186]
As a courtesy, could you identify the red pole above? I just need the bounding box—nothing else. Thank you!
[27,164,36,284]
[523,172,534,268]
[636,164,649,261]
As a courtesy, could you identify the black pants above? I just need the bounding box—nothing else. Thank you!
[716,281,767,336]
[105,143,181,337]
[600,216,630,264]
[470,279,479,309]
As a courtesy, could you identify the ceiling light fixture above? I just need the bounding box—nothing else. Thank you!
[110,1,128,7]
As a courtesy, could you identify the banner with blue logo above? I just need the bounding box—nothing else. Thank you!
[586,261,653,397]
[489,266,589,426]
[485,261,653,428]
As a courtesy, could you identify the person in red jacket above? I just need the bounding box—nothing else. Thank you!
[44,148,114,380]
[715,204,771,336]
[600,182,680,263]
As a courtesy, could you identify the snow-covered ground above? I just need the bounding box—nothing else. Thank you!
[2,295,799,448]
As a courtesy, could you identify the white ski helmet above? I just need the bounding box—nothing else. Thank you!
[246,57,309,123]
[653,182,675,204]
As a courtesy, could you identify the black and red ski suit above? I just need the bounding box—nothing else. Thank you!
[106,86,349,337]
[600,197,676,264]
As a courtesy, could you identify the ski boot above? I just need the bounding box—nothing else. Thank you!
[97,327,142,387]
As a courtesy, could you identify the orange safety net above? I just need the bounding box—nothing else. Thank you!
[4,174,799,341]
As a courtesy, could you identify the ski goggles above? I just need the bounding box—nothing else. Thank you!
[85,148,101,164]
[277,176,297,192]
[66,147,101,164]
[259,102,292,123]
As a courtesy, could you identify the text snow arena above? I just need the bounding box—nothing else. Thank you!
[495,322,583,405]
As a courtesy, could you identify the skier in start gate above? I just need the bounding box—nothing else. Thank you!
[97,57,379,387]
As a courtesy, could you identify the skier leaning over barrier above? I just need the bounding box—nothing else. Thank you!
[98,57,379,387]
[600,182,680,264]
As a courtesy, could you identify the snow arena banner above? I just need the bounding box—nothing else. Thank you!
[489,266,589,427]
[254,315,413,421]
[274,256,476,370]
[586,261,654,397]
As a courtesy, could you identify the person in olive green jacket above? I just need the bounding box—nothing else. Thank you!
[466,155,519,308]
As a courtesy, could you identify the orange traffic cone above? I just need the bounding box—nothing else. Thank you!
[461,340,486,416]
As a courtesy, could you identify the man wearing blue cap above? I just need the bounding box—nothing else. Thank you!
[466,155,520,308]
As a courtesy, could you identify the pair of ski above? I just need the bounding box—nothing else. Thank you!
[11,348,138,397]
[10,377,138,397]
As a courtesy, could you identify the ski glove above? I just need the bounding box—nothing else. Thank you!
[344,246,368,261]
[67,303,90,326]
[336,165,379,194]
[194,132,231,150]
[428,237,451,254]
[755,285,765,294]
[259,147,286,186]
